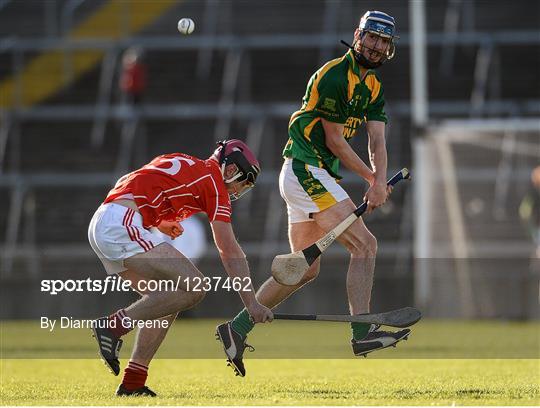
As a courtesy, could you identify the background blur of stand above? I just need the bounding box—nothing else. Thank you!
[0,0,538,319]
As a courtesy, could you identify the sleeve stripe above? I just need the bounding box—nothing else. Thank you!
[186,174,211,187]
[304,55,346,112]
[134,175,211,204]
[138,200,167,209]
[365,74,381,101]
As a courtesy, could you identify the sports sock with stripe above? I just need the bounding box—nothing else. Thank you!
[121,361,148,391]
[351,322,371,341]
[231,308,254,338]
[108,309,133,338]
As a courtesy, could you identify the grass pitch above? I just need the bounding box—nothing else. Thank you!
[1,319,539,405]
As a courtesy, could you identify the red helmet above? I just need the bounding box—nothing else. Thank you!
[213,139,261,199]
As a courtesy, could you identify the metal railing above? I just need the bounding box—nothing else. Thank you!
[0,169,412,277]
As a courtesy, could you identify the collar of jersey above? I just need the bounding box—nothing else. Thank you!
[345,49,370,81]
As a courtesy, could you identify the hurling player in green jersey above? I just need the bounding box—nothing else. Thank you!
[217,11,410,377]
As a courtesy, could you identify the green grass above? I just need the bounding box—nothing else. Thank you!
[1,320,539,405]
[1,359,538,405]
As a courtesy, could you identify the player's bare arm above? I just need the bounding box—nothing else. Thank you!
[211,220,273,324]
[321,118,374,184]
[365,120,389,211]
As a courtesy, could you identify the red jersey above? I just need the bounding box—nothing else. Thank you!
[104,153,231,228]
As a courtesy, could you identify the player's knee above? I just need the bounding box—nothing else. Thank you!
[190,289,206,305]
[347,231,377,258]
[158,292,184,314]
[365,233,377,255]
[164,289,205,312]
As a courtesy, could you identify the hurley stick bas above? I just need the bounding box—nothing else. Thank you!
[274,306,422,328]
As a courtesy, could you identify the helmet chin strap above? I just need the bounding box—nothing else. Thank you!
[229,181,253,201]
[343,29,397,69]
[340,40,382,69]
[224,171,243,184]
[220,162,226,180]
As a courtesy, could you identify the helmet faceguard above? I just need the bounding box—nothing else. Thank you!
[226,177,255,201]
[350,11,398,69]
[213,139,261,201]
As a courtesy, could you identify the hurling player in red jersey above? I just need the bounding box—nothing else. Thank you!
[88,140,273,397]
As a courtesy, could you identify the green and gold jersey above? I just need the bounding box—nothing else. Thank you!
[283,49,387,179]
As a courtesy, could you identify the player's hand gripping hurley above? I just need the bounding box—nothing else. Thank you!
[272,168,411,286]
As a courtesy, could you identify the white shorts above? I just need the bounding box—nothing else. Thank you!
[88,203,165,275]
[279,158,349,223]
